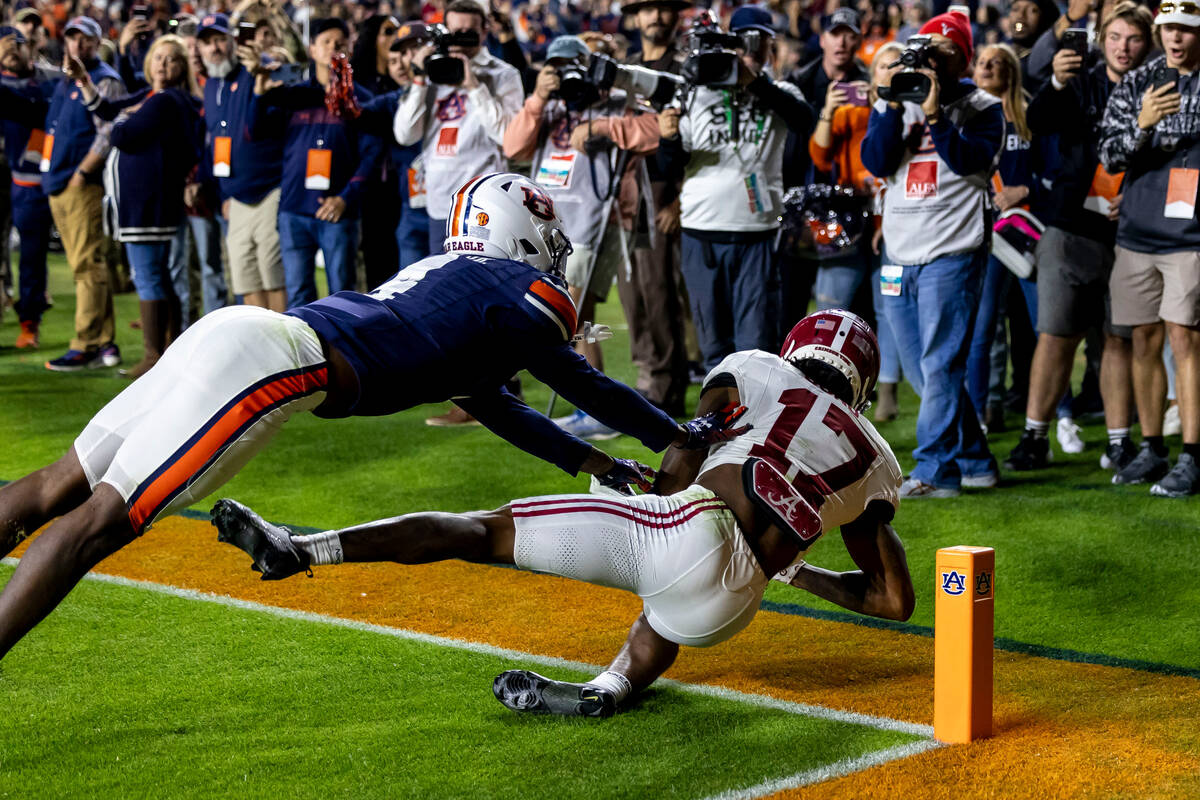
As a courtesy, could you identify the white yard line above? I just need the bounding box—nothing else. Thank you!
[3,558,943,795]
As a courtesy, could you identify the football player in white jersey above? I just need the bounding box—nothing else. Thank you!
[213,309,914,718]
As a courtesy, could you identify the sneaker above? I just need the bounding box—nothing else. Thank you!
[1004,432,1051,471]
[425,406,481,427]
[898,478,960,498]
[492,670,616,718]
[1112,442,1170,485]
[211,498,311,580]
[1163,405,1182,438]
[984,403,1006,433]
[1100,438,1137,471]
[557,409,621,441]
[961,472,999,489]
[1150,454,1200,498]
[1056,417,1085,454]
[96,342,121,367]
[14,320,38,349]
[45,348,100,372]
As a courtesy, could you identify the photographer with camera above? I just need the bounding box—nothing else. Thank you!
[392,0,523,258]
[1005,2,1153,475]
[656,8,814,371]
[1096,3,1200,497]
[862,12,1003,497]
[250,17,382,309]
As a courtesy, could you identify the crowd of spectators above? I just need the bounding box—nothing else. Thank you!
[0,0,1197,497]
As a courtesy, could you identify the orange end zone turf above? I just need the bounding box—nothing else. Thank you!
[934,546,995,743]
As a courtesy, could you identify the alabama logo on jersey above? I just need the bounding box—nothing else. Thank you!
[436,93,467,122]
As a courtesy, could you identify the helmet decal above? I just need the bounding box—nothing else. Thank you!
[521,186,556,221]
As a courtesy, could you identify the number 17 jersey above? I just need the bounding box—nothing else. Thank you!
[698,350,903,533]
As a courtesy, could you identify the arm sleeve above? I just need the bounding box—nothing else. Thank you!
[0,84,49,128]
[108,91,166,152]
[340,127,383,207]
[502,93,546,160]
[526,345,680,453]
[83,86,149,121]
[470,67,524,146]
[393,82,429,146]
[1097,75,1150,173]
[745,75,815,136]
[454,386,594,475]
[88,77,126,158]
[860,102,907,179]
[927,103,1004,177]
[1026,26,1062,89]
[655,134,689,181]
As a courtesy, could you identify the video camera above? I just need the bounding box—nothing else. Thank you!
[423,24,481,85]
[680,12,744,88]
[587,53,685,110]
[877,34,936,104]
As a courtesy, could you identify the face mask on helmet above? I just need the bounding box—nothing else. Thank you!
[780,310,880,412]
[442,173,574,277]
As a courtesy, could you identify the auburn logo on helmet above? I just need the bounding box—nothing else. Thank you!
[521,187,556,221]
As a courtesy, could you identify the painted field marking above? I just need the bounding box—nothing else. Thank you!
[2,558,942,796]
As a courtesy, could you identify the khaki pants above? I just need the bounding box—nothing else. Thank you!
[49,182,115,351]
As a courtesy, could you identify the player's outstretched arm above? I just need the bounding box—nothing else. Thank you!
[783,510,915,621]
[655,384,742,495]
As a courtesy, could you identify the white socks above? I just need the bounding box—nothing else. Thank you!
[1108,427,1130,446]
[292,531,344,566]
[586,670,632,703]
[1024,418,1049,439]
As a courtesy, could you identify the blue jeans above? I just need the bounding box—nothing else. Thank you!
[126,240,175,302]
[169,215,229,328]
[427,216,446,256]
[278,210,359,309]
[870,264,902,385]
[398,205,431,270]
[882,248,995,488]
[680,232,780,370]
[814,253,869,311]
[11,183,51,324]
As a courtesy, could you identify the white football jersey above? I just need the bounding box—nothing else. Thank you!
[698,350,903,543]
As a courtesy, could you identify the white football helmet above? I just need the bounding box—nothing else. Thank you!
[442,173,573,277]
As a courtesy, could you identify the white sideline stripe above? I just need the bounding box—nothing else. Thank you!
[3,558,941,793]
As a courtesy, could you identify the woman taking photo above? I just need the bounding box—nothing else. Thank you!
[67,34,204,379]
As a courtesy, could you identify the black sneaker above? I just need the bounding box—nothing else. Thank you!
[492,670,616,718]
[1004,431,1050,471]
[1112,442,1170,485]
[1100,438,1137,471]
[1150,454,1200,498]
[211,498,311,580]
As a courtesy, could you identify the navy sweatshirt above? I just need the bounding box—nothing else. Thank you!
[91,87,204,240]
[42,60,123,195]
[0,71,55,189]
[203,63,284,204]
[250,79,382,218]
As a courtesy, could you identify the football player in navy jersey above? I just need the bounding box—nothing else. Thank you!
[0,173,745,664]
[214,310,915,719]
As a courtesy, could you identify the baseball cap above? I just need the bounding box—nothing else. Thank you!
[0,25,27,43]
[197,12,231,37]
[14,7,41,26]
[729,5,775,34]
[391,20,430,47]
[546,34,591,61]
[64,16,103,39]
[311,17,351,40]
[1155,1,1200,27]
[826,7,861,33]
[919,11,973,63]
[619,0,692,14]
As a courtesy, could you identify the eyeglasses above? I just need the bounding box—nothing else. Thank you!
[1159,2,1200,14]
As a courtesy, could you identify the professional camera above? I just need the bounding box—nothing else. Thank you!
[680,12,742,88]
[877,34,936,104]
[423,24,481,85]
[587,53,685,110]
[556,62,597,108]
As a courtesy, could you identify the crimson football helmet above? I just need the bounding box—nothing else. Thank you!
[442,173,573,277]
[780,310,880,412]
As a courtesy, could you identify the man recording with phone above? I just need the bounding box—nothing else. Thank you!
[1097,2,1200,497]
[862,12,1003,497]
[657,7,814,371]
[392,0,523,259]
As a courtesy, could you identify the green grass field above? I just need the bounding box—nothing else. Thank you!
[1,255,1198,797]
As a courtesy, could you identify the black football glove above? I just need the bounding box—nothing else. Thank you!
[680,403,751,450]
[596,458,656,495]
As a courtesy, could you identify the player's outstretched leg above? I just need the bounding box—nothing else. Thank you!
[492,670,617,718]
[0,449,92,558]
[211,499,311,580]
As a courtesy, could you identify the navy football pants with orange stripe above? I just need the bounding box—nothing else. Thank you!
[74,306,329,533]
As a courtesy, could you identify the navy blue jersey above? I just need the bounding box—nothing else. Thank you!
[287,254,678,473]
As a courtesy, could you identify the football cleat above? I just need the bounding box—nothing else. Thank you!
[492,670,616,718]
[211,498,311,580]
